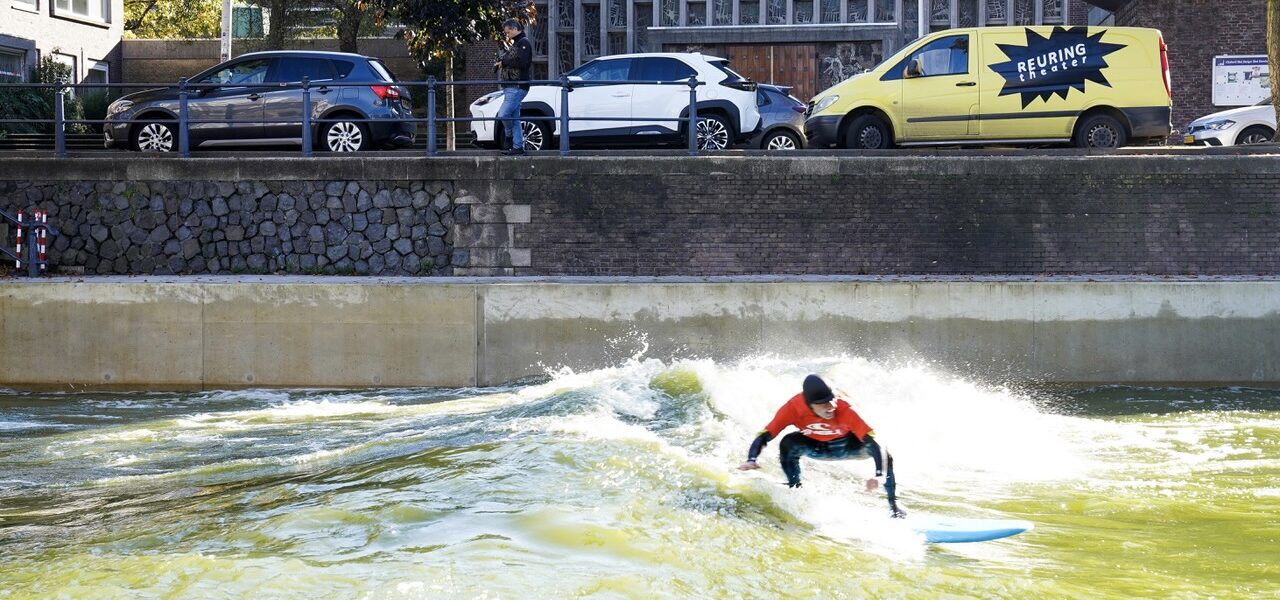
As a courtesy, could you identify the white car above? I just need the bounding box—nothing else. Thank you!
[1184,99,1276,146]
[469,52,761,152]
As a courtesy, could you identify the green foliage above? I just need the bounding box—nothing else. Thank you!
[125,0,222,38]
[383,0,536,64]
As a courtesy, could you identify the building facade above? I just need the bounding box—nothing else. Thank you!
[467,0,1091,103]
[0,0,124,89]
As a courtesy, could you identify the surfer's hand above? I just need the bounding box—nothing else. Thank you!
[738,461,761,471]
[865,477,880,492]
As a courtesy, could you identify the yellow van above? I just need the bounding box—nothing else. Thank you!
[805,26,1172,149]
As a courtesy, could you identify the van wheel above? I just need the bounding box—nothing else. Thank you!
[844,115,893,150]
[1075,114,1127,148]
[1236,125,1275,145]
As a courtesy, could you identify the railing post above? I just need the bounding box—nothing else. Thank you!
[427,77,437,157]
[178,78,190,157]
[687,79,700,156]
[559,75,571,157]
[301,77,313,157]
[25,217,37,278]
[53,82,66,159]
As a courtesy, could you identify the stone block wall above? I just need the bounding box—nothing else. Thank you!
[3,154,1279,277]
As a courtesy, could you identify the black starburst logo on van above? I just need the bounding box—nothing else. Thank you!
[989,27,1126,108]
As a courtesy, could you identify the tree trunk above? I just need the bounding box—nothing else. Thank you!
[335,2,362,54]
[1270,0,1280,140]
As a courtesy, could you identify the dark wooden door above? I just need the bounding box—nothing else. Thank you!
[728,44,818,102]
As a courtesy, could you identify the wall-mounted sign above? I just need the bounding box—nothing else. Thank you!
[1212,55,1269,107]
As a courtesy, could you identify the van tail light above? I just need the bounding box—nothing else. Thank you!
[720,79,758,92]
[1159,36,1171,99]
[371,85,401,100]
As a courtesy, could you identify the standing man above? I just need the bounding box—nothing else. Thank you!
[739,374,903,517]
[494,18,534,156]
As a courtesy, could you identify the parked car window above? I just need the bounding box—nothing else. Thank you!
[201,59,271,86]
[708,60,747,82]
[571,58,632,81]
[631,57,696,82]
[368,60,397,82]
[333,60,355,79]
[272,58,337,83]
[757,89,772,107]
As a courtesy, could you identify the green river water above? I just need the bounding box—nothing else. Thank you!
[1,357,1277,598]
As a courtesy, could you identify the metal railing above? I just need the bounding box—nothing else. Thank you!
[1,207,59,277]
[0,76,723,158]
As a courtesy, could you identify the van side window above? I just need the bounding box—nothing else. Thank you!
[883,35,969,81]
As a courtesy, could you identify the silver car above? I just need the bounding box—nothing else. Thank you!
[1184,98,1276,147]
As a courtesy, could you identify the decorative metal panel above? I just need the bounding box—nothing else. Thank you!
[847,0,867,22]
[687,1,706,25]
[958,0,978,27]
[795,0,813,23]
[930,0,949,24]
[767,0,786,24]
[558,0,574,27]
[714,0,733,24]
[661,0,679,26]
[985,0,1006,24]
[529,13,547,56]
[820,42,881,90]
[583,5,601,56]
[636,4,653,51]
[609,0,626,27]
[1014,0,1034,24]
[875,0,894,22]
[740,0,760,23]
[558,33,574,72]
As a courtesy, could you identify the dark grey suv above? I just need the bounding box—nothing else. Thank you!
[104,51,414,152]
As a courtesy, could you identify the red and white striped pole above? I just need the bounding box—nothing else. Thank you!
[14,209,23,270]
[37,209,47,274]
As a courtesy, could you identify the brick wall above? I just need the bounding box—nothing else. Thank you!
[1114,0,1267,131]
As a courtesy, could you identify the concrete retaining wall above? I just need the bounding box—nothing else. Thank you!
[2,278,1277,388]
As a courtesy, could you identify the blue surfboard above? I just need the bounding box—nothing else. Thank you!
[910,515,1034,543]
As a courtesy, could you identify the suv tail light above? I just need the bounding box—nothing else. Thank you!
[371,85,401,100]
[1158,35,1171,99]
[720,79,757,92]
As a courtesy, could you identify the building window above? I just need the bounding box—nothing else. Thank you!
[12,0,38,10]
[821,0,840,23]
[958,0,978,26]
[874,0,894,22]
[661,0,678,26]
[558,0,575,27]
[714,0,733,25]
[54,0,109,22]
[635,3,653,50]
[84,60,109,97]
[766,0,786,24]
[687,1,706,25]
[557,33,574,72]
[1014,0,1034,25]
[0,47,26,81]
[583,4,601,56]
[902,0,919,39]
[608,0,626,27]
[794,0,813,23]
[1042,0,1064,24]
[529,11,548,57]
[985,0,1007,24]
[740,0,759,24]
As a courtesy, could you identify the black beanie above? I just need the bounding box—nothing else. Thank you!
[802,374,834,404]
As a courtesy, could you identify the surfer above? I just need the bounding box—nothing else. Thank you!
[738,374,904,517]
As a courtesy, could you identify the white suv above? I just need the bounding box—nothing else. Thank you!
[1184,98,1276,147]
[469,52,761,151]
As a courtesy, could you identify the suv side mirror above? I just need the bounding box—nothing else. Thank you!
[904,58,923,79]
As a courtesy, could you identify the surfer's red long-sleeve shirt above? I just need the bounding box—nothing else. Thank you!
[761,393,874,442]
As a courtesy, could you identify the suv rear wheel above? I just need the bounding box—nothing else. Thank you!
[132,120,176,152]
[322,118,369,152]
[521,119,549,152]
[696,114,733,150]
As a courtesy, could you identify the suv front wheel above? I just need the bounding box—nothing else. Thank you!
[322,118,370,152]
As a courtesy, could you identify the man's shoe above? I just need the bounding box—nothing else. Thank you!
[502,147,526,156]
